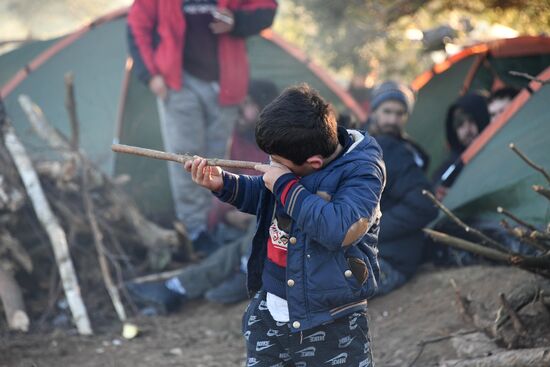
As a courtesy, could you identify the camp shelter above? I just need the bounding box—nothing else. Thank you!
[438,65,550,227]
[407,36,550,178]
[0,7,365,221]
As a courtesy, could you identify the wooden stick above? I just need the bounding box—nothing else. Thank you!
[1,120,92,335]
[82,167,126,322]
[509,143,550,184]
[422,190,510,253]
[112,144,261,170]
[424,229,550,271]
[0,266,29,332]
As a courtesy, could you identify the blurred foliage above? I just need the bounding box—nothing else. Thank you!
[273,0,550,85]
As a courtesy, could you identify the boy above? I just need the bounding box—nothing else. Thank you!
[184,85,385,366]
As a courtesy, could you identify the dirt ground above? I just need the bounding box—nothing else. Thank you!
[1,265,548,367]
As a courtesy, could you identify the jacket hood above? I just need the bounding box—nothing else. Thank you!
[445,93,490,152]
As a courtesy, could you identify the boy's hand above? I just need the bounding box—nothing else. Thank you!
[184,157,223,192]
[255,162,291,192]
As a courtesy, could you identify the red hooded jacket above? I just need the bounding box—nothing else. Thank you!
[127,0,277,105]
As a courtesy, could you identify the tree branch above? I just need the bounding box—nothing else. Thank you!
[509,143,550,184]
[422,190,510,253]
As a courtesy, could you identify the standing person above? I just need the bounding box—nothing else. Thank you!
[185,85,385,366]
[127,0,277,250]
[367,81,438,295]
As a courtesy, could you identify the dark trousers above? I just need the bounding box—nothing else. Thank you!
[242,291,374,367]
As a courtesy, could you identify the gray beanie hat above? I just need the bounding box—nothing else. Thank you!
[370,81,415,114]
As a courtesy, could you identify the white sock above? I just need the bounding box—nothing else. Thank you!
[165,277,187,296]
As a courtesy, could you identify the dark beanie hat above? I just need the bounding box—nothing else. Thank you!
[370,81,415,114]
[248,79,279,110]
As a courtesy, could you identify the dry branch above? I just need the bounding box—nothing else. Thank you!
[424,229,550,272]
[112,144,261,170]
[422,190,509,253]
[64,74,127,321]
[509,143,550,184]
[1,120,92,335]
[497,206,537,232]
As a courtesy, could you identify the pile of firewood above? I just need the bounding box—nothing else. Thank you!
[0,74,190,335]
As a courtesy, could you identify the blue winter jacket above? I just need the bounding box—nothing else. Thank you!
[215,130,386,332]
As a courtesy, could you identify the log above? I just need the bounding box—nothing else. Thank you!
[1,120,92,335]
[441,347,550,367]
[0,266,29,331]
[0,230,33,273]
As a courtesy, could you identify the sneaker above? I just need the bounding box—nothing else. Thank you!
[205,272,248,304]
[126,279,185,314]
[192,231,221,257]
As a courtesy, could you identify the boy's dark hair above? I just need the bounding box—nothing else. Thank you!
[488,86,519,103]
[255,84,338,165]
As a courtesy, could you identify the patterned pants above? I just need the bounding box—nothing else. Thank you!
[242,291,374,367]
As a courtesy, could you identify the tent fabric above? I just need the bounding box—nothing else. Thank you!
[0,7,365,220]
[407,36,550,177]
[443,66,550,226]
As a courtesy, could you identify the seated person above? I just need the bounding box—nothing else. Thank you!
[432,93,490,200]
[488,86,519,122]
[367,81,438,296]
[126,80,278,312]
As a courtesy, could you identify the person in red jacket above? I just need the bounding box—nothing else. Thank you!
[127,0,277,251]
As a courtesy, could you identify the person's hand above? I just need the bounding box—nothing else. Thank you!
[148,75,168,99]
[184,157,223,192]
[210,8,234,34]
[255,162,292,192]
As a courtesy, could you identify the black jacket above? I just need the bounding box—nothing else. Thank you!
[375,134,438,277]
[432,93,490,185]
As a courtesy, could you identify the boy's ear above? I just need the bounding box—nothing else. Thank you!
[306,155,324,169]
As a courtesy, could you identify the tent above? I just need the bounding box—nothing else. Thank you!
[0,7,365,220]
[442,66,550,227]
[407,36,550,177]
[403,37,550,227]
